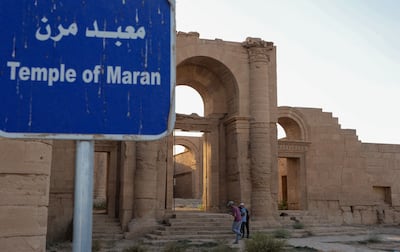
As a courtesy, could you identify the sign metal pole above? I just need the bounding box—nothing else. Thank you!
[73,140,94,252]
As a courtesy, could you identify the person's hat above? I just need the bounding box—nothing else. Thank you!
[240,202,245,206]
[227,201,234,207]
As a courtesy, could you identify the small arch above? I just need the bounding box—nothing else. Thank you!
[173,137,203,200]
[278,106,309,141]
[174,137,200,155]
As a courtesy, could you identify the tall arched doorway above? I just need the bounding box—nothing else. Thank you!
[277,107,310,211]
[175,55,239,211]
[174,85,204,209]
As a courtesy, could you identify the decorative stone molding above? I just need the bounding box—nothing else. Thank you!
[278,140,310,153]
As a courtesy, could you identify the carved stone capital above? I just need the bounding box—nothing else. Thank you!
[242,37,274,63]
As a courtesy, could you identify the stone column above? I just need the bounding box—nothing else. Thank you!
[202,114,222,212]
[119,141,136,230]
[126,140,159,237]
[243,38,278,222]
[224,116,251,204]
[134,140,159,218]
[203,129,219,211]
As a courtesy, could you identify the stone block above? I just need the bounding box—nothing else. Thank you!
[359,207,377,224]
[0,206,47,237]
[0,236,45,252]
[46,193,73,242]
[0,140,52,174]
[352,209,362,224]
[0,174,49,206]
[342,211,353,225]
[49,141,75,192]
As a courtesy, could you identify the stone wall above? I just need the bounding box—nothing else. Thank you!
[174,150,195,198]
[360,143,400,224]
[290,107,400,225]
[0,139,52,252]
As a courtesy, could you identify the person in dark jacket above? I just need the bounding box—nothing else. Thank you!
[239,202,250,238]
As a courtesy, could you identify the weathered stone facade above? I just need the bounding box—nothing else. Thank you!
[1,33,400,250]
[0,140,52,251]
[278,107,400,224]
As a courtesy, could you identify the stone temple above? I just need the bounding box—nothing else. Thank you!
[1,32,400,251]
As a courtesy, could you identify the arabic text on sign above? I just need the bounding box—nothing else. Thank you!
[35,17,146,47]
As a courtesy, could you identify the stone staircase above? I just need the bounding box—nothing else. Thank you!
[142,209,369,246]
[92,212,124,249]
[139,209,370,249]
[46,210,373,252]
[142,211,235,247]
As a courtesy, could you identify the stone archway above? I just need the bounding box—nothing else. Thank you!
[175,55,239,211]
[173,137,203,200]
[277,107,310,210]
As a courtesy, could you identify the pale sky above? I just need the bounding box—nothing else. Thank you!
[175,0,400,144]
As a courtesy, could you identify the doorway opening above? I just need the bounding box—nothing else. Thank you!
[173,85,205,210]
[173,142,203,210]
[93,151,109,214]
[278,157,301,210]
[92,142,119,217]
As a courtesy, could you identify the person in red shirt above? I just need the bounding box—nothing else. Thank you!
[227,201,242,244]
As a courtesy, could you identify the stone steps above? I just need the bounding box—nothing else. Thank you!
[140,210,367,248]
[92,213,124,243]
[142,210,343,245]
[142,211,235,245]
[94,209,372,251]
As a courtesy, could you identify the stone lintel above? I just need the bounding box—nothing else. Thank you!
[175,113,220,132]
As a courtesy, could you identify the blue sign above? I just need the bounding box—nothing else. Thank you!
[0,0,175,140]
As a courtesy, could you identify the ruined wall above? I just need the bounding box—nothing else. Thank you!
[360,143,400,224]
[293,107,400,225]
[0,139,52,252]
